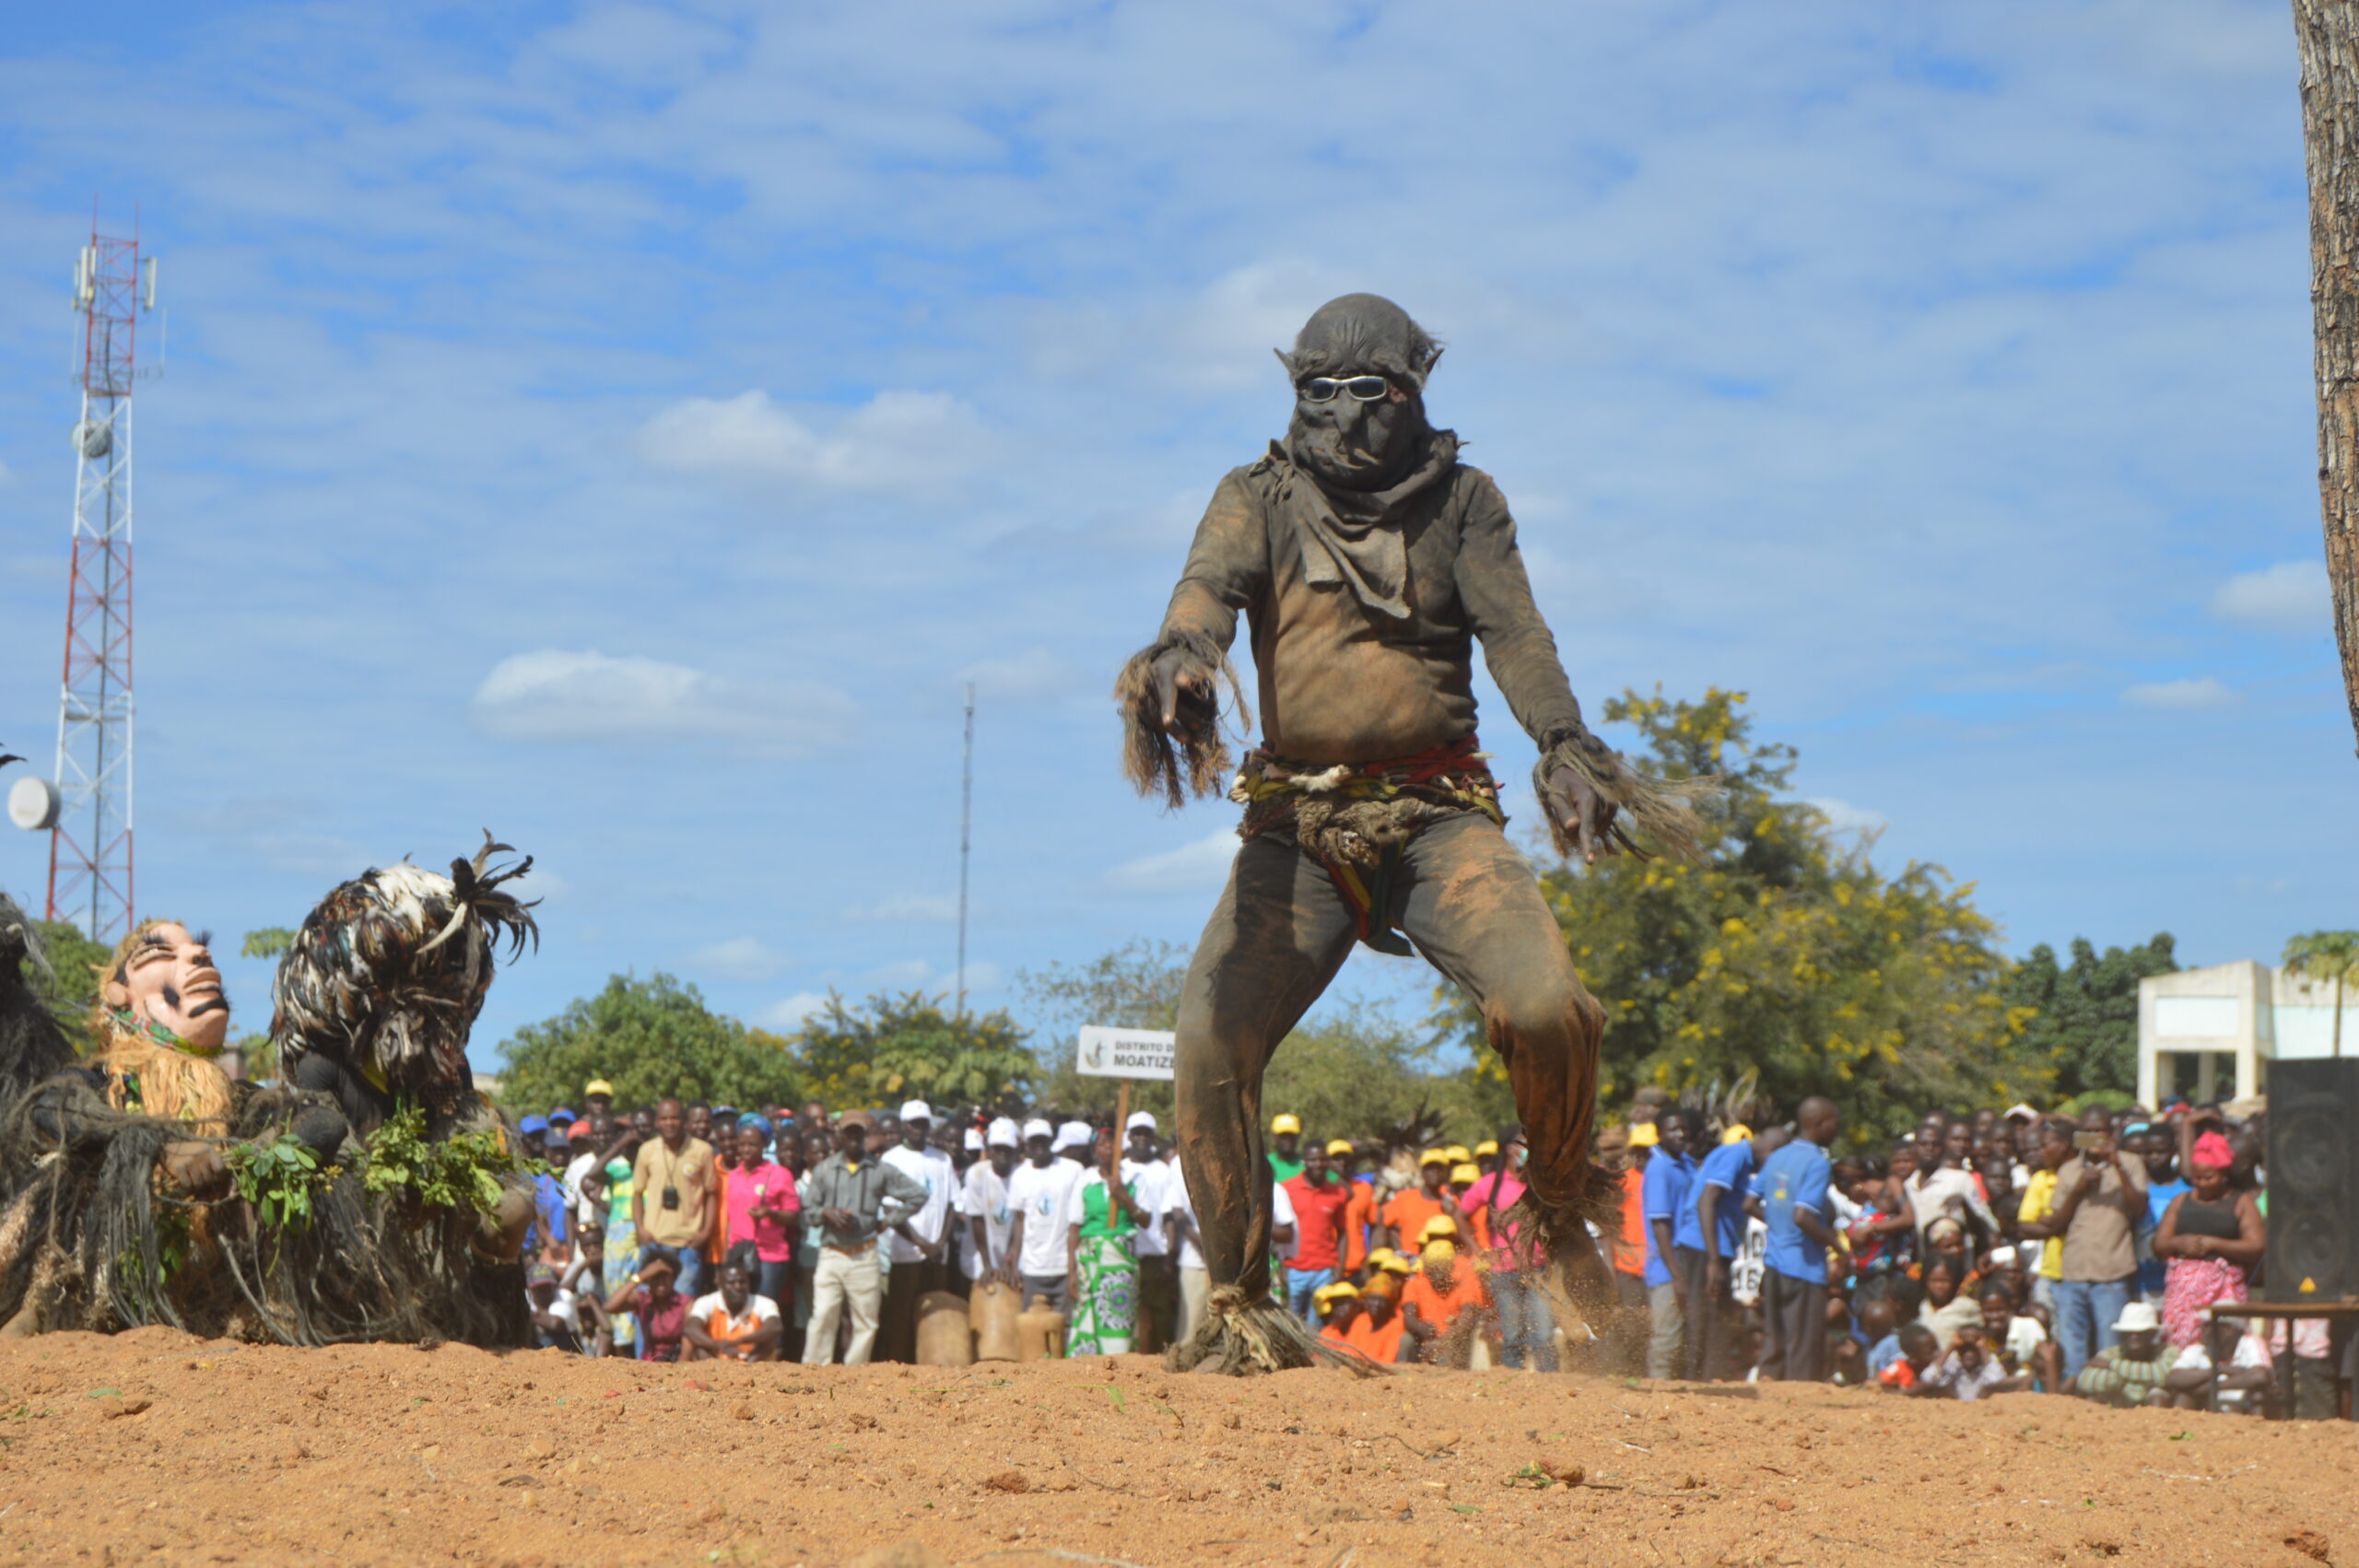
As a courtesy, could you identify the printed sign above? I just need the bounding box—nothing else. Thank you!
[1075,1024,1177,1082]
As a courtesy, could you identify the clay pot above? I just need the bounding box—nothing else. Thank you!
[916,1291,974,1366]
[968,1279,1022,1362]
[1017,1295,1067,1362]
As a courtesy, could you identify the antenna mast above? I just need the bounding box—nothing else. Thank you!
[955,683,975,1017]
[42,213,151,942]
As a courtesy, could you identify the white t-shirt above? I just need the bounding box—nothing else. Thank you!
[2003,1314,2047,1366]
[1121,1159,1170,1257]
[879,1145,957,1264]
[1005,1158,1082,1277]
[960,1159,1015,1281]
[528,1285,580,1332]
[1272,1179,1297,1264]
[1907,1166,1998,1239]
[563,1151,603,1229]
[1924,1352,2008,1400]
[1166,1161,1204,1270]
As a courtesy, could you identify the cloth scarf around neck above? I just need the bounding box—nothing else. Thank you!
[1271,430,1459,623]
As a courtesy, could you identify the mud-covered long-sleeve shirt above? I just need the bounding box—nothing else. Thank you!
[1158,450,1585,764]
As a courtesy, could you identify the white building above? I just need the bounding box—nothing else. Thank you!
[2138,961,2359,1106]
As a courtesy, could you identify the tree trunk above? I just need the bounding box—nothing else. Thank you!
[2294,0,2359,754]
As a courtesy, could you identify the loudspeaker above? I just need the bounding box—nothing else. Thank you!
[2262,1059,2359,1303]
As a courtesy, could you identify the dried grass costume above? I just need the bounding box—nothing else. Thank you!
[1119,297,1706,1375]
[0,835,539,1345]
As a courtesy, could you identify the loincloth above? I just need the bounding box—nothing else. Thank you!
[1230,735,1503,955]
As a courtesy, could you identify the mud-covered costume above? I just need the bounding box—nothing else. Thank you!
[1119,297,1706,1374]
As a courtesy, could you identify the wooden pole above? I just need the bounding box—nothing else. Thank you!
[2294,0,2359,754]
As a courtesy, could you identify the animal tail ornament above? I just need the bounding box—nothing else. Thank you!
[1533,726,1719,863]
[1114,629,1253,809]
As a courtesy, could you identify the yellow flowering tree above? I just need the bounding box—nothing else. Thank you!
[1444,688,2043,1143]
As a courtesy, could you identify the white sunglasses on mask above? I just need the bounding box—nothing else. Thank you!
[1299,375,1392,403]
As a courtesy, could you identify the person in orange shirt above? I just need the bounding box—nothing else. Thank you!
[1333,1141,1379,1274]
[1343,1273,1407,1364]
[1447,1164,1492,1251]
[1400,1232,1490,1365]
[1602,1123,1652,1375]
[1381,1150,1456,1253]
[1316,1281,1361,1352]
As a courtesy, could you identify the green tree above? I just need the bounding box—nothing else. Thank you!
[28,919,110,1053]
[1438,687,2043,1145]
[1018,941,1188,1121]
[496,972,800,1113]
[2282,930,2359,1058]
[1019,944,1515,1143]
[788,991,1037,1110]
[2001,934,2177,1098]
[241,928,296,961]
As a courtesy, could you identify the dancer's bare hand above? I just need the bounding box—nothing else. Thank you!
[1543,764,1616,865]
[1149,649,1214,738]
[161,1141,229,1200]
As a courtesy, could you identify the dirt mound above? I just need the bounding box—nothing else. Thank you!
[0,1328,2343,1565]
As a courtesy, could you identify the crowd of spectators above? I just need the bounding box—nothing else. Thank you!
[506,1076,2352,1419]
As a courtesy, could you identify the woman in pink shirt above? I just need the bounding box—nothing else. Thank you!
[1461,1126,1555,1371]
[720,1117,800,1318]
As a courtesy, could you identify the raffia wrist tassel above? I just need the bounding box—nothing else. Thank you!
[1532,728,1719,862]
[1114,629,1252,808]
[1165,1282,1386,1377]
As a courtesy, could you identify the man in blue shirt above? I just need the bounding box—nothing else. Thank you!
[1639,1107,1701,1379]
[1756,1096,1840,1381]
[1675,1121,1785,1381]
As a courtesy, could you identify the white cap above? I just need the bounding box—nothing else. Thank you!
[987,1117,1021,1150]
[1055,1119,1093,1151]
[900,1100,933,1125]
[962,1128,985,1151]
[1022,1117,1054,1143]
[2113,1301,2161,1335]
[1125,1111,1157,1134]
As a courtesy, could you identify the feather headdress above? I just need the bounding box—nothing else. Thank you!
[270,833,538,1117]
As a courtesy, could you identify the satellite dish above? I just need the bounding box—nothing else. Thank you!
[72,419,111,460]
[6,776,59,832]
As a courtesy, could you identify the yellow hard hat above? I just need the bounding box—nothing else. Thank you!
[1420,1215,1461,1242]
[1418,1148,1450,1167]
[1325,1139,1355,1156]
[583,1079,616,1098]
[1474,1140,1499,1157]
[1445,1145,1473,1164]
[1629,1121,1660,1147]
[1721,1124,1752,1145]
[1420,1238,1457,1265]
[1449,1163,1482,1185]
[1271,1114,1302,1135]
[1377,1252,1414,1276]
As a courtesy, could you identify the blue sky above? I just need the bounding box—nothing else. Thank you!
[0,0,2345,1071]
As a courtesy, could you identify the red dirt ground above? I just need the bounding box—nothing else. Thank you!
[0,1327,2347,1567]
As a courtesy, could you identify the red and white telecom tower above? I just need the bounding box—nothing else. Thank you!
[36,217,156,942]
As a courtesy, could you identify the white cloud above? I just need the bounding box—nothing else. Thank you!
[635,389,990,497]
[690,936,792,982]
[958,649,1074,703]
[864,958,1001,992]
[2211,560,2331,634]
[846,894,960,924]
[470,649,856,754]
[757,991,829,1029]
[2123,676,2236,709]
[1806,797,1887,836]
[1104,830,1238,894]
